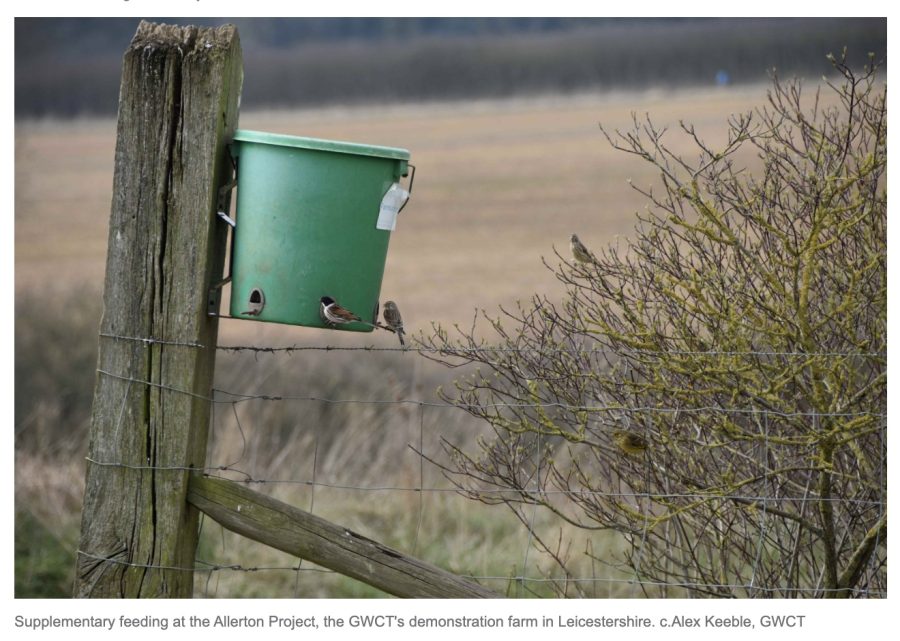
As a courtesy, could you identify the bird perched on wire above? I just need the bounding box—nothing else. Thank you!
[611,430,648,456]
[382,300,406,348]
[320,296,361,327]
[570,233,598,265]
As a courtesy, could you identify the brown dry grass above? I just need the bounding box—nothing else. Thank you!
[15,84,770,332]
[16,84,780,597]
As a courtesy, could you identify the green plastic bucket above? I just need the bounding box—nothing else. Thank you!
[229,129,411,331]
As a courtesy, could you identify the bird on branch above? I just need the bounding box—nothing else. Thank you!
[611,430,649,456]
[570,233,599,265]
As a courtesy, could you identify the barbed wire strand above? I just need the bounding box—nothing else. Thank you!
[216,342,885,358]
[100,330,888,360]
[99,330,886,359]
[99,332,206,349]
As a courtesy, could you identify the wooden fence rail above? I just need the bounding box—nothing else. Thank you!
[188,475,498,598]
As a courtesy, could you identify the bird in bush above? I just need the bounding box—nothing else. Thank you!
[611,430,648,456]
[570,233,598,265]
[320,296,361,326]
[382,300,406,347]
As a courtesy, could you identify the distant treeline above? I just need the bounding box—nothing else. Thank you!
[15,17,886,118]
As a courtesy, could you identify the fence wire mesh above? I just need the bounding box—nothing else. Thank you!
[79,333,887,598]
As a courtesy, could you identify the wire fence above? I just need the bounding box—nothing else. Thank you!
[80,332,888,598]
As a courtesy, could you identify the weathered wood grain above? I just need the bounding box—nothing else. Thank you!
[74,21,242,597]
[188,475,499,598]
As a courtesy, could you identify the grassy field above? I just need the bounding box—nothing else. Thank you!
[15,83,780,597]
[15,85,770,322]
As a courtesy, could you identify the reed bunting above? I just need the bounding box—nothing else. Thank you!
[320,296,361,326]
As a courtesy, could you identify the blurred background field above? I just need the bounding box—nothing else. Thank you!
[14,17,886,597]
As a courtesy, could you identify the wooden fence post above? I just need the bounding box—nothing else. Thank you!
[74,21,242,597]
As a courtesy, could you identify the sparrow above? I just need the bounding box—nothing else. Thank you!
[570,233,598,265]
[320,296,361,326]
[611,430,648,456]
[382,300,406,347]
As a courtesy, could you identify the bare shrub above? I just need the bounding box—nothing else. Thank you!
[420,53,886,598]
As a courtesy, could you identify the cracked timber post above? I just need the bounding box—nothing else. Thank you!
[74,21,242,597]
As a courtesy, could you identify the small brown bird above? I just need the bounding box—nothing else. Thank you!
[382,300,406,347]
[320,296,361,326]
[611,429,648,456]
[570,233,598,265]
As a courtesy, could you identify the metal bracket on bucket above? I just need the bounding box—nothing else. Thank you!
[216,145,239,227]
[216,178,237,227]
[399,164,415,214]
[208,155,238,317]
[207,276,231,317]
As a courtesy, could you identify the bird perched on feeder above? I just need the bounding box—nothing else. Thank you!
[382,300,406,348]
[320,296,361,326]
[611,429,648,456]
[570,233,598,265]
